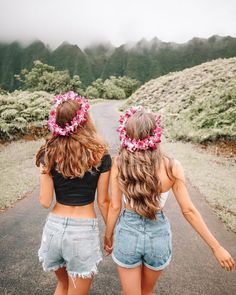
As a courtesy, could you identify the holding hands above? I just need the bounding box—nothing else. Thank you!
[104,234,113,256]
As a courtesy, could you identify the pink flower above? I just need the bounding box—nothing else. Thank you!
[47,92,90,136]
[117,106,162,153]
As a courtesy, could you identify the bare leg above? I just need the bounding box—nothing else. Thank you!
[141,265,162,295]
[117,265,142,295]
[54,267,69,295]
[67,276,93,295]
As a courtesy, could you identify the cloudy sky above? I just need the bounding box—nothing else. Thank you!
[0,0,236,48]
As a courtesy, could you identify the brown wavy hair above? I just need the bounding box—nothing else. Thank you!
[117,110,174,219]
[36,99,108,178]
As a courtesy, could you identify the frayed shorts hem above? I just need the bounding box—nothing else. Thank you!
[39,255,102,279]
[143,255,172,271]
[67,257,103,279]
[112,253,142,269]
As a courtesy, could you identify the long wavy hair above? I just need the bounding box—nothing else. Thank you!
[117,110,174,219]
[36,99,107,178]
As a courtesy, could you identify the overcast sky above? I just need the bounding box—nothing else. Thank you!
[0,0,236,48]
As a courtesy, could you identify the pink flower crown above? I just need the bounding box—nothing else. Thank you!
[117,106,162,153]
[47,91,90,136]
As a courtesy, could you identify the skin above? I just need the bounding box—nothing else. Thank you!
[39,165,110,295]
[104,156,235,295]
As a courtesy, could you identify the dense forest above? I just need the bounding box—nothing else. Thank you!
[1,35,236,91]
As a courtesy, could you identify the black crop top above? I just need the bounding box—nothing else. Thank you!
[40,154,111,206]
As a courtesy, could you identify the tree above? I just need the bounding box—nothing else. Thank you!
[86,86,100,98]
[15,60,84,95]
[109,76,140,97]
[103,80,126,100]
[91,78,105,97]
[86,76,138,100]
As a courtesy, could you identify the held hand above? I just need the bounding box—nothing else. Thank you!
[213,246,235,271]
[104,234,113,256]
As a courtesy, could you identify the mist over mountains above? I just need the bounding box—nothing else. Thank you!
[1,35,236,91]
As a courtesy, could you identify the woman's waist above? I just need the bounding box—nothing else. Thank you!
[119,207,170,229]
[124,203,165,214]
[51,201,97,219]
[45,211,99,232]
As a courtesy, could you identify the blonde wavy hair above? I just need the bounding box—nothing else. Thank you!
[117,110,174,219]
[36,99,107,178]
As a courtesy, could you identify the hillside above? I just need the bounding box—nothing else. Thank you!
[1,35,236,91]
[123,58,236,143]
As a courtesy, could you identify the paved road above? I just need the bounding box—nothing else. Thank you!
[0,101,235,295]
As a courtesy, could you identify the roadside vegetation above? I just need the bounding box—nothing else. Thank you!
[0,57,235,233]
[123,57,236,143]
[16,60,140,99]
[0,60,139,141]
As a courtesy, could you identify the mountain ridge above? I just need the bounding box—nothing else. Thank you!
[1,35,236,91]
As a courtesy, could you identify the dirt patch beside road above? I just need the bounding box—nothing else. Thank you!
[0,139,43,209]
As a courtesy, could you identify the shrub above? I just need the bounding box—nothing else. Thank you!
[109,76,140,97]
[86,86,100,98]
[86,76,139,100]
[103,80,126,100]
[123,57,236,143]
[0,91,53,140]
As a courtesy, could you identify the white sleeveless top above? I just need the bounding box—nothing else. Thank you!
[123,190,170,209]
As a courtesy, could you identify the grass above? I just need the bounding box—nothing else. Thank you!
[123,57,236,143]
[0,139,43,209]
[162,139,236,232]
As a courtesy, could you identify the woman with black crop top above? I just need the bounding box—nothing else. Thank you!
[36,92,111,295]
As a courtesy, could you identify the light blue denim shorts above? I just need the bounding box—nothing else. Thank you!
[38,213,102,278]
[112,209,172,271]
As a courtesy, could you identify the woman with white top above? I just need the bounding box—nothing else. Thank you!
[104,106,234,295]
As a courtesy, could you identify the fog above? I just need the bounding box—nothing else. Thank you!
[0,0,236,48]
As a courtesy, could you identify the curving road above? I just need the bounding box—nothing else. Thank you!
[0,101,235,295]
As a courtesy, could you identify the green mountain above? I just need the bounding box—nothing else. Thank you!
[0,35,236,91]
[51,42,93,86]
[84,42,114,80]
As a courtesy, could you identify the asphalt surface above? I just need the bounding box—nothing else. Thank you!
[0,101,235,295]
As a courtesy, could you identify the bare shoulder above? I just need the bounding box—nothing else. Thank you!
[172,158,185,181]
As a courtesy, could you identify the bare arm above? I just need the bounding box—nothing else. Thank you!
[104,158,123,251]
[97,170,110,224]
[38,165,54,208]
[172,160,235,271]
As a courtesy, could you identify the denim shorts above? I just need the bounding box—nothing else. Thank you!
[38,213,102,279]
[112,209,172,271]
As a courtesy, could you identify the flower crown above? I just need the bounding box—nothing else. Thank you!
[117,106,162,153]
[47,91,90,136]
